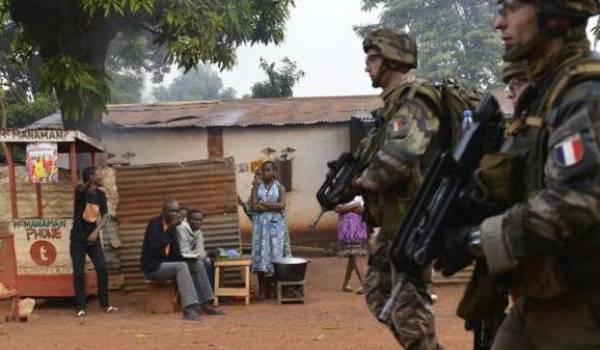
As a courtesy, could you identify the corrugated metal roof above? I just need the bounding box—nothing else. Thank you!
[29,95,382,130]
[114,158,241,291]
[28,91,513,131]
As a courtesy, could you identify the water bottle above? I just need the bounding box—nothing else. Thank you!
[462,110,473,136]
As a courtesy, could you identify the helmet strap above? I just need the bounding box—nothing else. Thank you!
[372,63,389,88]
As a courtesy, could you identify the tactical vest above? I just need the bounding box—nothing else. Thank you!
[362,81,445,241]
[501,53,600,297]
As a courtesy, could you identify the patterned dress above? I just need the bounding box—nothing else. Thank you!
[242,196,292,257]
[337,196,368,257]
[251,181,286,274]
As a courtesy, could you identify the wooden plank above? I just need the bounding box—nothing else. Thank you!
[69,143,77,186]
[214,258,251,267]
[35,183,43,218]
[6,144,18,219]
[214,288,248,296]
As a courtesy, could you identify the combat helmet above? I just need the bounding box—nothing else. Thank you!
[497,0,600,18]
[363,28,417,69]
[498,0,600,62]
[534,0,600,18]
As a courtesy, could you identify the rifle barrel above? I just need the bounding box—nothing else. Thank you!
[309,210,326,229]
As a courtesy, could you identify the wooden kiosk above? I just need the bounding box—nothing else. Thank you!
[0,128,104,297]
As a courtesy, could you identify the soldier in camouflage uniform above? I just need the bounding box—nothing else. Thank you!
[437,1,600,349]
[355,28,444,350]
[502,61,529,107]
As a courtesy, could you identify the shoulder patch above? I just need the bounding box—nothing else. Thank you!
[553,133,585,167]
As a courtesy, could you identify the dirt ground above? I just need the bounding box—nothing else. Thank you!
[0,257,472,350]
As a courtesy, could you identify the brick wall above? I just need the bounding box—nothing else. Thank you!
[207,128,224,158]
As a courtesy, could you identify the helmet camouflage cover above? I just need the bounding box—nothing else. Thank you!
[498,0,600,18]
[498,0,599,62]
[363,28,418,69]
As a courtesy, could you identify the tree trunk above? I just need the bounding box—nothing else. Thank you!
[10,1,115,140]
[61,14,115,141]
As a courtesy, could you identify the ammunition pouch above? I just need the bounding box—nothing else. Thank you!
[478,153,521,206]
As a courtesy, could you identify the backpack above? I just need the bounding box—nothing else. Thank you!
[388,78,480,152]
[414,79,480,151]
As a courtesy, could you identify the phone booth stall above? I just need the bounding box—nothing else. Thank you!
[0,128,104,297]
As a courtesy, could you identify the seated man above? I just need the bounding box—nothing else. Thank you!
[176,209,214,290]
[140,199,222,321]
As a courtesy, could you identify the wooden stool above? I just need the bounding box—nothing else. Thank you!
[276,280,307,305]
[145,280,177,314]
[213,257,251,306]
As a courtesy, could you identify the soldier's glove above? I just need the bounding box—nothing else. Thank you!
[434,226,483,277]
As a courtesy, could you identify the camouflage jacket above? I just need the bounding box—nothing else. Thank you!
[360,73,442,240]
[480,44,600,296]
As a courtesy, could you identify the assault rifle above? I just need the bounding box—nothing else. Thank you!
[311,109,383,228]
[311,152,363,228]
[378,94,505,349]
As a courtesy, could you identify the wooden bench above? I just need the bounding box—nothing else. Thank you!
[144,280,177,314]
[213,257,251,306]
[0,233,19,321]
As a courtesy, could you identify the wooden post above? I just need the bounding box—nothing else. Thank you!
[5,143,17,219]
[35,183,43,218]
[69,143,77,186]
[90,151,96,167]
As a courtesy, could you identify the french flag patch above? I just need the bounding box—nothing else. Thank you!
[554,134,584,167]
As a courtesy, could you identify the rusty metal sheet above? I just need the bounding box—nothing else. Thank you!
[114,158,241,291]
[29,95,382,130]
[29,91,514,131]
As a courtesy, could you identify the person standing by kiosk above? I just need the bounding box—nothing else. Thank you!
[69,166,118,317]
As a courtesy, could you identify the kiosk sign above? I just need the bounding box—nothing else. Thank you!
[11,219,73,274]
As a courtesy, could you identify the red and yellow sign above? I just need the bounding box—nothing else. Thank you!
[10,219,77,275]
[26,143,59,183]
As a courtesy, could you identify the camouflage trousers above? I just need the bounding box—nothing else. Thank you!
[492,288,600,350]
[364,245,442,350]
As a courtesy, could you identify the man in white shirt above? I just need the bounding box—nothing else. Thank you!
[176,209,214,289]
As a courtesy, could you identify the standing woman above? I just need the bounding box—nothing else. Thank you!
[251,161,286,298]
[335,196,367,293]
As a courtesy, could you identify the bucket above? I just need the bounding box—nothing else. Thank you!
[272,257,310,282]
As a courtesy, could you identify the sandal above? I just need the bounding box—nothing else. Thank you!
[355,287,364,295]
[342,285,354,293]
[76,309,86,317]
[105,306,119,313]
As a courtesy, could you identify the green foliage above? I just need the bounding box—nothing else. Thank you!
[0,17,40,95]
[38,55,110,120]
[357,0,503,89]
[251,57,305,98]
[81,0,154,17]
[152,65,236,102]
[2,0,294,136]
[5,93,57,128]
[109,71,143,104]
